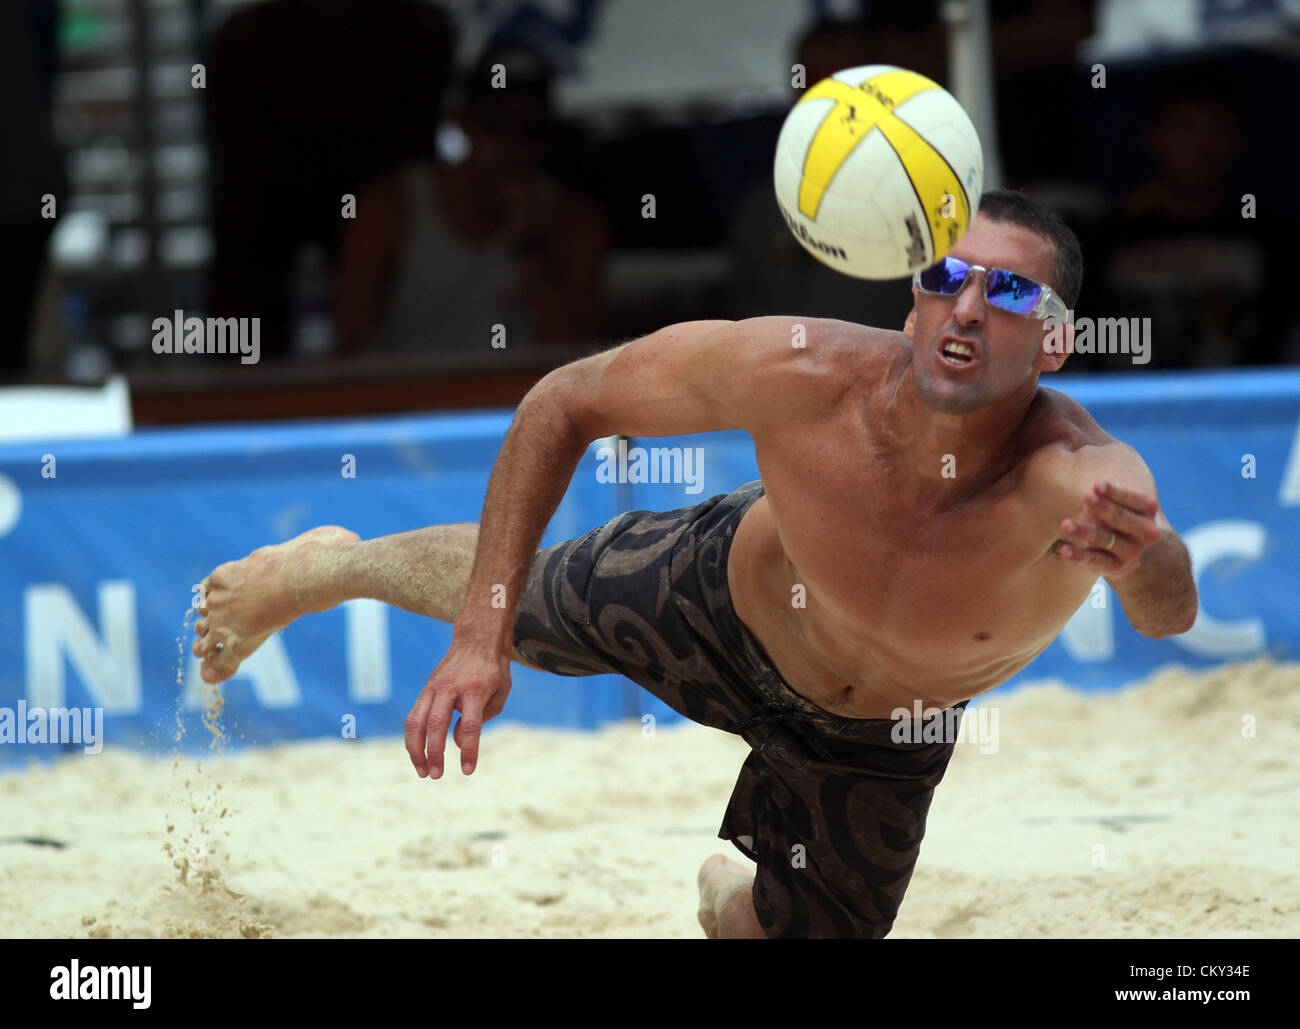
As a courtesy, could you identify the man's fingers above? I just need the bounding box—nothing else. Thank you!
[200,630,238,682]
[190,618,209,658]
[1095,480,1158,517]
[454,695,486,775]
[1084,491,1160,542]
[424,691,458,779]
[403,689,437,777]
[1059,543,1123,571]
[406,653,509,780]
[1061,518,1136,556]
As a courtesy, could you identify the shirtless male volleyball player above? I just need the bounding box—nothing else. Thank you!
[191,190,1198,939]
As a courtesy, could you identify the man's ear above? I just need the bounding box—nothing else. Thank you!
[903,294,917,339]
[1036,317,1073,373]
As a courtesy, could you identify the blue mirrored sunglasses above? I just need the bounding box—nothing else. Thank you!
[912,257,1068,321]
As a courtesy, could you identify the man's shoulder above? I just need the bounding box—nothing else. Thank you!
[731,316,903,386]
[810,318,904,348]
[698,318,902,436]
[1025,388,1153,499]
[1030,386,1111,446]
[736,315,902,345]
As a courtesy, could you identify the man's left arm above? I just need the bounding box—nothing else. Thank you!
[1057,456,1199,638]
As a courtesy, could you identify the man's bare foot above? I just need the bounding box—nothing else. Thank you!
[697,853,764,939]
[192,525,359,683]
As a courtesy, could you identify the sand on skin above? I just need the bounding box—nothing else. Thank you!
[1,657,1297,938]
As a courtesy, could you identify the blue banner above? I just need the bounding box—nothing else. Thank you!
[1,368,1297,767]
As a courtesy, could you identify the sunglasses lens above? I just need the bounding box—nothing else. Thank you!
[918,257,968,294]
[986,270,1042,315]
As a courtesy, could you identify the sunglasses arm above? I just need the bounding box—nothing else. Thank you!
[1034,289,1070,323]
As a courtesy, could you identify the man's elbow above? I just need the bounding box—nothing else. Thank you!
[1141,603,1198,639]
[514,368,593,449]
[1173,606,1199,636]
[1174,583,1201,635]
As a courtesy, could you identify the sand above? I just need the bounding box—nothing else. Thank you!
[1,657,1297,939]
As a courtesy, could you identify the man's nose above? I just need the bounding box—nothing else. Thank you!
[951,273,987,325]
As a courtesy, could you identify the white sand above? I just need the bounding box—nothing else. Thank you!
[1,657,1297,938]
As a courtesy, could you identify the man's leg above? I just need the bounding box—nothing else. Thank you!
[192,523,542,682]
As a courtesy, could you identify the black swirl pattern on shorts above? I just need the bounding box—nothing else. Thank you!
[512,480,967,938]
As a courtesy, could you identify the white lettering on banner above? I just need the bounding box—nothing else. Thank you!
[1057,587,1115,661]
[0,473,20,537]
[1279,413,1300,505]
[183,638,302,708]
[345,598,391,702]
[4,509,1279,738]
[1174,521,1267,658]
[24,582,141,711]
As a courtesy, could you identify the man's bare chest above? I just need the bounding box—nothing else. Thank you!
[747,434,1090,659]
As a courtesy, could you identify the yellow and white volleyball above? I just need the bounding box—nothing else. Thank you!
[773,65,984,280]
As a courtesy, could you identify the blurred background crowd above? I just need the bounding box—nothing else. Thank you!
[3,0,1299,419]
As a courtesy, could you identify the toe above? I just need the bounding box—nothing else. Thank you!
[201,630,240,681]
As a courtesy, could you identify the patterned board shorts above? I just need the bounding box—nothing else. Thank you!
[512,479,969,939]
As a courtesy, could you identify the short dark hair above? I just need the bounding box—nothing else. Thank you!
[976,188,1083,310]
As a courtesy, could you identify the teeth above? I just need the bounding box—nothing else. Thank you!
[944,342,974,358]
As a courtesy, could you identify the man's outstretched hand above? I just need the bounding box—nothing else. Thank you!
[404,643,512,779]
[1058,479,1162,579]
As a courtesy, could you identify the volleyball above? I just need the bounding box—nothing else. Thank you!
[773,65,984,280]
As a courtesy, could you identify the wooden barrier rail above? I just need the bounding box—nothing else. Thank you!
[123,347,595,425]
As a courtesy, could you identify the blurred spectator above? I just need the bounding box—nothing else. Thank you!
[334,42,607,354]
[206,0,455,361]
[0,0,65,378]
[728,10,944,329]
[1086,57,1298,369]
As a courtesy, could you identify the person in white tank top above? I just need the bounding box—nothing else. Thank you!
[335,44,607,356]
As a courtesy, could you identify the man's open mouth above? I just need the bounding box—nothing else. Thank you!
[940,339,977,366]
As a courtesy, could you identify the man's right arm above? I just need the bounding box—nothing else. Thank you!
[404,315,848,778]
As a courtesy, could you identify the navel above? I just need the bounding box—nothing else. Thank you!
[974,631,992,642]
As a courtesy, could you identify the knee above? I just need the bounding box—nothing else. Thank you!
[718,885,769,939]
